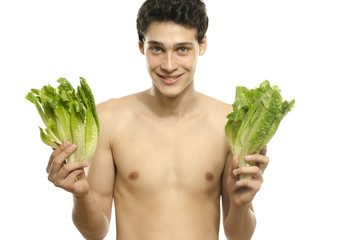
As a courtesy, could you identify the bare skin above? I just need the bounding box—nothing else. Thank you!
[46,22,269,240]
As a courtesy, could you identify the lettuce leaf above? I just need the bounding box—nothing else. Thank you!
[25,77,99,163]
[225,80,295,180]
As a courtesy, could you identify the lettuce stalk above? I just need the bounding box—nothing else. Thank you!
[26,77,99,163]
[225,80,295,180]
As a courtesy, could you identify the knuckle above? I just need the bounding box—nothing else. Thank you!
[236,179,246,187]
[52,158,63,166]
[50,151,58,160]
[59,142,68,150]
[259,175,264,184]
[62,164,70,172]
[53,178,65,188]
[53,180,61,188]
[48,175,54,182]
[64,146,75,155]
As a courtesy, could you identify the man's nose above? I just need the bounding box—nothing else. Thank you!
[161,52,178,72]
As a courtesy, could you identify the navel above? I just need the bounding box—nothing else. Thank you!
[129,171,139,180]
[205,172,214,181]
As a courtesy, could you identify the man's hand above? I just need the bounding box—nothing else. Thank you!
[227,146,269,206]
[46,141,90,198]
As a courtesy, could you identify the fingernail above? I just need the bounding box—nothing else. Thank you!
[69,144,77,150]
[245,155,252,160]
[83,162,89,167]
[64,141,70,147]
[233,169,238,175]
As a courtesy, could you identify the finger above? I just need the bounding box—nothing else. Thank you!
[47,141,71,173]
[245,167,263,181]
[258,155,270,173]
[67,169,86,183]
[235,178,262,192]
[233,166,259,177]
[229,155,240,179]
[48,144,77,181]
[260,145,267,155]
[245,154,270,173]
[54,169,84,189]
[234,166,263,182]
[51,141,61,150]
[56,161,89,180]
[232,155,239,169]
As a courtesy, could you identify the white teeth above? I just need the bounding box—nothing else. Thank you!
[158,74,182,81]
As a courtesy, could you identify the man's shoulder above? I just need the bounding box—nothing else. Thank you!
[97,92,144,113]
[198,92,232,117]
[197,93,232,153]
[96,91,146,125]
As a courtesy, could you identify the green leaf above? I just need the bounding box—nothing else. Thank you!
[25,92,49,126]
[68,103,85,163]
[45,118,61,144]
[26,77,99,163]
[225,80,295,180]
[84,107,98,163]
[39,127,58,148]
[79,77,99,132]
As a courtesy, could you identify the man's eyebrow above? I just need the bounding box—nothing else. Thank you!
[174,42,194,47]
[147,41,194,48]
[147,40,164,46]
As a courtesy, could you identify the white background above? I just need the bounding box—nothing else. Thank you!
[1,0,361,239]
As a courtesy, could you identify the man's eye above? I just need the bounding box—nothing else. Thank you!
[151,47,162,53]
[178,47,188,53]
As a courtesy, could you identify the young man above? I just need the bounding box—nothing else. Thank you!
[46,0,269,239]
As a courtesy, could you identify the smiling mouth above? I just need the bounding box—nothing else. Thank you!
[157,73,184,85]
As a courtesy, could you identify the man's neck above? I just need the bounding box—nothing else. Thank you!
[147,82,200,120]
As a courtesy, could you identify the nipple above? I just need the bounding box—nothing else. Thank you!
[129,171,139,180]
[205,172,214,181]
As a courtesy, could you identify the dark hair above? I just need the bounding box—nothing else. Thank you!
[136,0,209,44]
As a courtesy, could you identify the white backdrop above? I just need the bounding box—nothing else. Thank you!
[1,0,361,239]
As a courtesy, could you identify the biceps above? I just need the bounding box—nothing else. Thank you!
[221,152,233,222]
[87,140,115,219]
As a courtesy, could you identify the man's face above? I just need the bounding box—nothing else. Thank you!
[139,21,207,98]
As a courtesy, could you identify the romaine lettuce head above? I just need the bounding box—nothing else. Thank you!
[25,77,99,163]
[225,80,295,179]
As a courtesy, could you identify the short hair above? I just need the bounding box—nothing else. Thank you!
[136,0,209,44]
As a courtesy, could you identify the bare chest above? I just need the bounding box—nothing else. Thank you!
[111,115,228,195]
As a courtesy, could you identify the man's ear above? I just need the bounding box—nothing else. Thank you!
[199,35,207,56]
[139,41,145,55]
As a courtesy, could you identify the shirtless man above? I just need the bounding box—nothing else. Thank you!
[46,0,269,239]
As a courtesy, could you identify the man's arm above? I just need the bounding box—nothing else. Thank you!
[47,104,115,240]
[73,104,115,239]
[72,132,115,239]
[221,147,269,240]
[72,190,111,240]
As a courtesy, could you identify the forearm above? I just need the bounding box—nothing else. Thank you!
[224,203,256,240]
[72,191,110,240]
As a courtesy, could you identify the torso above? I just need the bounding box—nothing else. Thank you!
[100,91,232,240]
